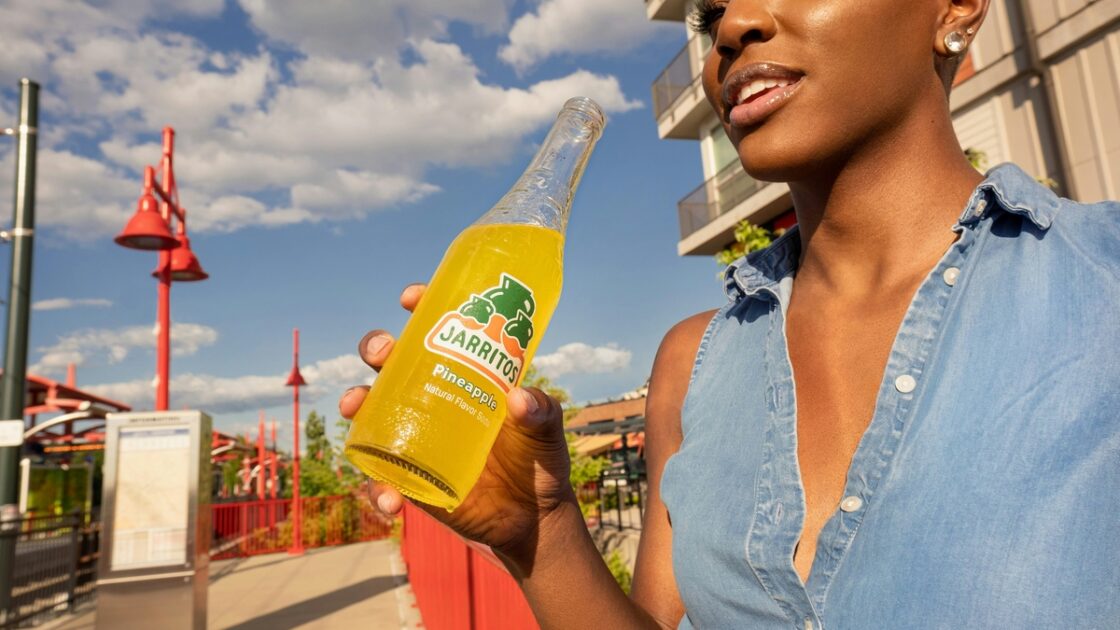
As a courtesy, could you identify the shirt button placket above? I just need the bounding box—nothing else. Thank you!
[839,495,863,512]
[894,374,917,394]
[942,267,960,286]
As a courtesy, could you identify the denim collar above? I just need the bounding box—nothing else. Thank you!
[724,163,1060,301]
[957,162,1060,230]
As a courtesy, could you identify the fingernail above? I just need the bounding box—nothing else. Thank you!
[366,335,390,357]
[377,493,394,513]
[518,389,539,416]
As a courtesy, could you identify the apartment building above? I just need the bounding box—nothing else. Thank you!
[648,0,1120,256]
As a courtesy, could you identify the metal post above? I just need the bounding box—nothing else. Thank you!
[269,421,277,531]
[154,129,174,411]
[256,412,265,501]
[0,78,39,623]
[290,378,303,554]
[283,329,306,553]
[66,511,80,610]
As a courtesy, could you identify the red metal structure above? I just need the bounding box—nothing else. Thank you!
[256,412,265,500]
[211,495,390,560]
[401,502,539,630]
[20,370,132,450]
[285,329,307,555]
[269,421,278,500]
[114,127,208,411]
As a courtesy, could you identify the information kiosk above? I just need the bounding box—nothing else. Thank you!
[96,411,211,629]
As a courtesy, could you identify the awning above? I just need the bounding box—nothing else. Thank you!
[570,434,621,457]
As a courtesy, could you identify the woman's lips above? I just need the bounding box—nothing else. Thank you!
[727,77,803,128]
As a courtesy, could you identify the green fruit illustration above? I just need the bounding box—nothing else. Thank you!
[503,311,534,349]
[458,294,495,324]
[483,274,535,320]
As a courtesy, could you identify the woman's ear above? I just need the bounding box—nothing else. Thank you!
[933,0,990,57]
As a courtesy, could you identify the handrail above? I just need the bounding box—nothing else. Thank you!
[677,162,766,239]
[652,39,701,120]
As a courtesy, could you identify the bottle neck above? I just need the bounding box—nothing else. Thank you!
[476,98,604,233]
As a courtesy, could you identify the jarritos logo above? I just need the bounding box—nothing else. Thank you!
[425,273,536,392]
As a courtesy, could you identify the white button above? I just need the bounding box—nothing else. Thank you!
[943,267,960,286]
[804,619,814,630]
[839,496,863,512]
[895,374,917,393]
[972,198,987,217]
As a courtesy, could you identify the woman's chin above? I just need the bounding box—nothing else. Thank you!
[737,156,816,184]
[734,134,825,183]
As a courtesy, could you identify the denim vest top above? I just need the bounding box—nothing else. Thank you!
[660,164,1120,629]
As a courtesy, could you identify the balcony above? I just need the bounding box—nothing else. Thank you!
[645,0,690,21]
[651,39,711,139]
[677,162,792,256]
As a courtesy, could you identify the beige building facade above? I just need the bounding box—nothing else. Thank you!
[648,0,1120,256]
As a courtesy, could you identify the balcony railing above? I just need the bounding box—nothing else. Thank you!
[652,39,701,120]
[678,161,766,239]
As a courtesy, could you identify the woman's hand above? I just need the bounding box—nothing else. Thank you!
[338,283,577,563]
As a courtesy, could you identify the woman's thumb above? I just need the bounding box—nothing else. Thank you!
[507,387,563,437]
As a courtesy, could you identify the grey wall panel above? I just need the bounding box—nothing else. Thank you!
[1050,23,1120,200]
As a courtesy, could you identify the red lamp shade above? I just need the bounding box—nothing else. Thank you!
[285,366,307,387]
[115,192,177,250]
[150,235,209,281]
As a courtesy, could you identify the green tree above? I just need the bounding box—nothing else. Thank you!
[305,410,331,463]
[300,410,363,497]
[714,220,783,269]
[221,458,241,496]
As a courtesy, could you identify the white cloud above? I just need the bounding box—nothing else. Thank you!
[31,322,219,375]
[499,0,676,73]
[32,298,113,311]
[0,0,643,242]
[237,0,516,62]
[85,353,372,413]
[533,342,632,378]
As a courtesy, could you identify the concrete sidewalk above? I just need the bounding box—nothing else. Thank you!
[44,539,423,629]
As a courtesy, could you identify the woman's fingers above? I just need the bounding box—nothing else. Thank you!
[355,283,425,372]
[505,387,565,439]
[367,481,405,516]
[357,330,395,371]
[338,385,369,419]
[400,284,427,312]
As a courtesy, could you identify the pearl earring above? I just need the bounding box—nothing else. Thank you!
[945,31,968,55]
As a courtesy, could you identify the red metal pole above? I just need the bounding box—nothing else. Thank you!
[257,411,266,501]
[269,420,278,530]
[270,421,278,500]
[290,329,304,555]
[155,128,175,411]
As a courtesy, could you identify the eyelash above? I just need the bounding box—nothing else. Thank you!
[688,0,725,37]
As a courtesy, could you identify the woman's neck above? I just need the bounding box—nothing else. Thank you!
[788,102,983,297]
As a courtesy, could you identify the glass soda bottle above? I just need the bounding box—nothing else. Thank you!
[345,97,605,510]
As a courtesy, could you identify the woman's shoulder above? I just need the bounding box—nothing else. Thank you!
[646,310,721,421]
[981,163,1119,263]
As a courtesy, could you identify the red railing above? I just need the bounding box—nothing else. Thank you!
[212,495,391,559]
[401,502,539,630]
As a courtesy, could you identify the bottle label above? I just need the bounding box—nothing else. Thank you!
[424,273,536,393]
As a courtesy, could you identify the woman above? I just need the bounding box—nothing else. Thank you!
[340,0,1120,627]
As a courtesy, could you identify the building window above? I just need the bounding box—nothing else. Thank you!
[710,125,739,173]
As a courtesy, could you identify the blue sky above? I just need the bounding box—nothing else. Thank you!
[0,0,720,445]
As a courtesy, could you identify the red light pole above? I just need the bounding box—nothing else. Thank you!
[285,328,307,555]
[269,420,278,500]
[256,411,266,501]
[114,127,208,411]
[269,419,278,529]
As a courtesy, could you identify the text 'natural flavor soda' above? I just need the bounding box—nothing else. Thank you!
[345,97,605,510]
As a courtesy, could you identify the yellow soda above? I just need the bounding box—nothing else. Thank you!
[345,98,605,510]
